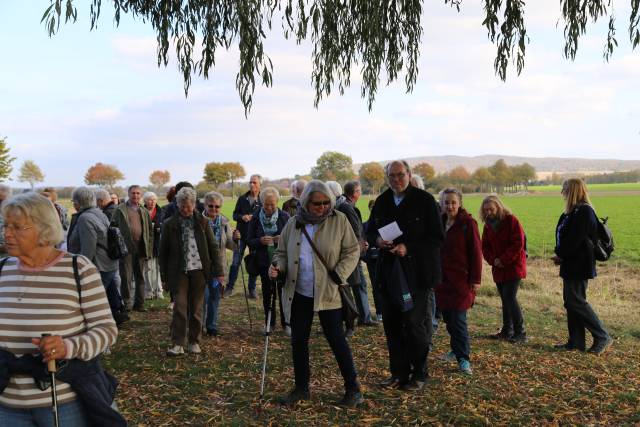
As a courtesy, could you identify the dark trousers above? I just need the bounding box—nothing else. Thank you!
[563,279,609,349]
[290,292,358,391]
[99,270,123,315]
[351,263,373,323]
[171,269,206,346]
[119,245,146,309]
[227,240,257,292]
[380,286,431,382]
[365,259,383,317]
[496,279,525,335]
[442,310,470,361]
[259,268,286,328]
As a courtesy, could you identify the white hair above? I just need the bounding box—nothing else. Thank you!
[72,186,97,210]
[260,186,280,204]
[411,175,425,190]
[290,180,307,198]
[143,191,158,203]
[1,193,64,246]
[176,187,197,206]
[325,181,343,198]
[300,180,336,210]
[94,189,111,203]
[204,191,224,205]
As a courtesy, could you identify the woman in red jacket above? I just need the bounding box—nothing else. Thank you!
[480,195,527,343]
[435,189,483,375]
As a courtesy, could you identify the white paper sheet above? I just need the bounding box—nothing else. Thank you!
[378,221,403,242]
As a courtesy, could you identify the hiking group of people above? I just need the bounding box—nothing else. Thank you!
[0,160,613,423]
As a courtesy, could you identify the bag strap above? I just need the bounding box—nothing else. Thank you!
[72,255,84,315]
[0,257,8,276]
[299,223,342,286]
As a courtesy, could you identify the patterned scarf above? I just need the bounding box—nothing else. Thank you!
[259,208,279,236]
[295,206,333,225]
[204,212,222,244]
[179,215,195,269]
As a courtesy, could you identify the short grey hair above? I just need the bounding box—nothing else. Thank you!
[250,174,262,184]
[440,187,464,210]
[260,186,280,204]
[128,185,142,194]
[95,189,111,204]
[176,187,197,206]
[385,160,412,176]
[1,193,64,246]
[290,179,307,198]
[0,184,12,199]
[325,181,342,198]
[300,180,336,211]
[143,191,158,203]
[72,186,97,210]
[343,181,361,198]
[204,191,224,205]
[411,175,425,190]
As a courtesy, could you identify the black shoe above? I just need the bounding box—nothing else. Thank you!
[248,291,257,299]
[588,336,613,355]
[206,329,218,337]
[400,378,425,392]
[379,376,402,389]
[358,320,378,327]
[113,311,130,326]
[278,388,310,406]
[509,332,528,344]
[132,306,147,312]
[488,330,513,340]
[337,389,364,407]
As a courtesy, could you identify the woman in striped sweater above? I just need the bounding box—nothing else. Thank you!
[0,192,118,425]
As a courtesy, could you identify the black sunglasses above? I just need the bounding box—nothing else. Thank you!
[207,204,221,209]
[310,200,331,207]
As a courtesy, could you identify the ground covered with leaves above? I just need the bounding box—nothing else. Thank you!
[104,259,640,426]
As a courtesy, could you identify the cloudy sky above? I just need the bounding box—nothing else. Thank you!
[1,1,639,187]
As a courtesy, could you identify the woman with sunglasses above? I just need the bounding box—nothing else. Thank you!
[269,180,362,407]
[202,191,239,337]
[247,187,290,334]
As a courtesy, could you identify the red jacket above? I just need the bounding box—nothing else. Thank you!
[481,214,527,283]
[435,209,483,311]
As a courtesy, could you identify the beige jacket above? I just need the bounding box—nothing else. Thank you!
[273,211,360,323]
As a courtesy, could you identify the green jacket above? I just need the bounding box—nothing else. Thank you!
[110,202,154,259]
[159,211,224,285]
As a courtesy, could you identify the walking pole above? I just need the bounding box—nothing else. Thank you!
[260,266,279,398]
[239,261,253,331]
[42,334,60,427]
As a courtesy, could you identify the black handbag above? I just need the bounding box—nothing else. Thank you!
[387,257,414,312]
[299,225,360,328]
[243,252,261,276]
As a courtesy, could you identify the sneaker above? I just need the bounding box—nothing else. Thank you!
[206,329,218,337]
[284,325,292,337]
[458,359,472,375]
[248,290,258,299]
[188,343,202,354]
[103,347,111,356]
[358,319,378,327]
[588,336,613,355]
[509,332,528,344]
[278,388,310,406]
[376,314,383,322]
[224,287,234,297]
[554,342,584,351]
[438,351,457,363]
[337,389,364,407]
[166,345,184,356]
[167,302,174,311]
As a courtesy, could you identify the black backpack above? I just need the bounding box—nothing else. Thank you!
[100,226,129,260]
[592,216,614,262]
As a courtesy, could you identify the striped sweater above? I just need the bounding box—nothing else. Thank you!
[0,252,117,408]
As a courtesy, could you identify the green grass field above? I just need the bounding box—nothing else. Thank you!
[529,182,640,193]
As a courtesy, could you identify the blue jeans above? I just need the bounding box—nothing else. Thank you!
[100,270,123,315]
[203,279,222,332]
[227,240,257,292]
[350,263,373,324]
[0,399,89,426]
[442,309,470,361]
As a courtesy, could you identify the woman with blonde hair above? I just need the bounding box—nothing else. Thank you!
[552,179,612,354]
[480,195,528,343]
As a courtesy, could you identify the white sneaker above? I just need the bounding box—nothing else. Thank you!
[167,302,174,311]
[188,343,201,354]
[166,345,184,356]
[284,326,292,337]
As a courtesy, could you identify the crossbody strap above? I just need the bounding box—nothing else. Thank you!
[299,223,342,286]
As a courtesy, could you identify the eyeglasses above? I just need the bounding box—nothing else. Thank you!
[4,224,34,234]
[388,172,407,180]
[310,200,331,207]
[207,204,221,209]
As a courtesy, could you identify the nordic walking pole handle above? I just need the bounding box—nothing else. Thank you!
[41,334,57,373]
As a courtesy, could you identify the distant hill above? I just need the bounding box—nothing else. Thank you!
[354,155,640,179]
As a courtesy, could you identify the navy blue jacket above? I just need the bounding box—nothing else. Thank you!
[555,203,598,280]
[233,191,262,241]
[247,209,290,269]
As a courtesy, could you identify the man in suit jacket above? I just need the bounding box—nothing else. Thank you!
[366,160,444,391]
